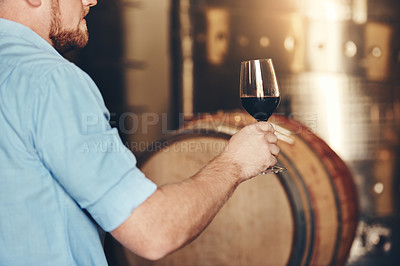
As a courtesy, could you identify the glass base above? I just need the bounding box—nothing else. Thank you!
[259,165,286,175]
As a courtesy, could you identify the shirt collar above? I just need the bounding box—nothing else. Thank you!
[0,18,61,57]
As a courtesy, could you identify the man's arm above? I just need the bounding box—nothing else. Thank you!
[111,122,279,260]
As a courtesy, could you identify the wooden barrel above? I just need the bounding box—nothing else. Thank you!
[106,112,359,266]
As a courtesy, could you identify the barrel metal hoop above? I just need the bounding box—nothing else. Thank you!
[278,151,315,266]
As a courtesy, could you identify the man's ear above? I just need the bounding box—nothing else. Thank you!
[26,0,42,8]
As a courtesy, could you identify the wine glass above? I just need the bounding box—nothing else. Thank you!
[240,58,286,174]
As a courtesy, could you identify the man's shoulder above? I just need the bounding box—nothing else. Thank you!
[0,39,93,103]
[2,44,67,71]
[0,32,79,73]
[2,48,90,95]
[0,19,72,74]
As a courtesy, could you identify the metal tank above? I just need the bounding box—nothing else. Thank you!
[171,0,400,264]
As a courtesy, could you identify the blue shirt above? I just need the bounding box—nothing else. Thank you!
[0,18,157,265]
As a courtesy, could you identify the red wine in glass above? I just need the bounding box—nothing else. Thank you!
[240,96,281,122]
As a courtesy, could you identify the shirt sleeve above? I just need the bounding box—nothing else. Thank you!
[33,63,157,232]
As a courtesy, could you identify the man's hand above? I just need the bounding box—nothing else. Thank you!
[220,122,280,181]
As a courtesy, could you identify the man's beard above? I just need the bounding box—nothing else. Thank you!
[49,0,89,54]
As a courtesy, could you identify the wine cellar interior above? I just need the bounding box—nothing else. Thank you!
[68,0,400,265]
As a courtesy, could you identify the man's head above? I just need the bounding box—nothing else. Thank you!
[0,0,97,53]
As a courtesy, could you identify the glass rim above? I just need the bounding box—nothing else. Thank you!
[240,58,273,64]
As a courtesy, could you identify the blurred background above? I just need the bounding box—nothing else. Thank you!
[67,0,400,264]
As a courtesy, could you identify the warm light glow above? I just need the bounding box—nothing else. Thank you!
[238,35,249,47]
[371,46,382,58]
[259,36,270,47]
[284,36,295,52]
[373,182,384,194]
[302,0,351,21]
[324,1,343,20]
[314,74,343,152]
[344,41,357,58]
[234,115,241,122]
[353,0,368,24]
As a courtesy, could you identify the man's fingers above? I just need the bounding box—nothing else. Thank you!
[266,132,278,144]
[270,144,280,157]
[255,121,275,133]
[270,156,278,166]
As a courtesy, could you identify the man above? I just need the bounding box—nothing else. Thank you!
[0,0,280,265]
